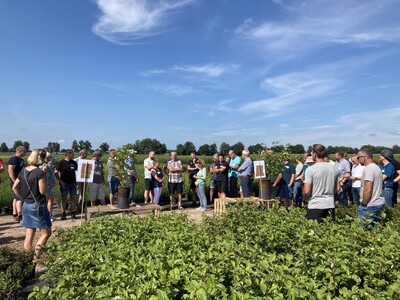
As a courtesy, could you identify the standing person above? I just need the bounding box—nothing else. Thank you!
[303,144,340,223]
[335,150,352,206]
[55,149,78,220]
[89,151,106,206]
[43,153,56,221]
[293,155,304,208]
[209,154,219,203]
[167,151,183,209]
[12,149,51,260]
[379,150,396,208]
[151,160,164,205]
[228,150,241,198]
[378,149,400,206]
[144,151,155,204]
[357,149,385,226]
[74,150,88,207]
[349,155,364,205]
[126,151,139,205]
[8,146,27,221]
[238,149,253,198]
[281,157,296,209]
[107,149,119,206]
[215,153,229,199]
[193,159,207,212]
[186,152,199,207]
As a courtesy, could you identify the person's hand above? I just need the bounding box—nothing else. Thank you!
[42,165,49,173]
[60,181,65,188]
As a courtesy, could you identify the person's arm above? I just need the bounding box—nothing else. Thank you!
[302,182,311,201]
[0,159,4,173]
[54,163,65,188]
[272,173,282,187]
[8,165,16,182]
[394,169,400,184]
[289,173,295,187]
[151,169,163,183]
[12,178,23,200]
[39,177,48,196]
[361,180,373,206]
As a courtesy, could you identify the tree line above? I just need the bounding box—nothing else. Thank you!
[1,139,399,155]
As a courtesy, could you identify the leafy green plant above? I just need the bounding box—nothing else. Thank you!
[256,143,290,178]
[111,144,137,186]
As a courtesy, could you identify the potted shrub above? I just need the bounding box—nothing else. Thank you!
[111,145,137,209]
[257,146,290,199]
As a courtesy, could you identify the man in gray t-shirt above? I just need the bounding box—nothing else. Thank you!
[357,149,385,226]
[303,144,340,222]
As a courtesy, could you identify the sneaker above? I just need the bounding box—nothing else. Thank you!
[71,213,77,220]
[195,207,202,211]
[200,207,207,212]
[61,212,67,220]
[51,217,57,222]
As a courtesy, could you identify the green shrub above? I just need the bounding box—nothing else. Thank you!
[0,247,35,300]
[31,205,400,299]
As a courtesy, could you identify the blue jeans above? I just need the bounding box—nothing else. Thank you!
[358,205,384,227]
[196,184,207,208]
[339,182,351,206]
[240,176,251,197]
[109,177,120,196]
[352,187,361,205]
[383,187,393,208]
[293,181,303,207]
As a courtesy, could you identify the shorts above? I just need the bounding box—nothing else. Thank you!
[10,183,21,200]
[189,176,197,189]
[145,179,153,191]
[22,201,51,229]
[306,208,335,223]
[280,184,293,199]
[216,181,227,194]
[109,177,120,196]
[210,180,216,189]
[60,182,77,199]
[90,183,105,202]
[168,182,183,195]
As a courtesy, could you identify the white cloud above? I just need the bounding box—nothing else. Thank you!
[58,139,66,144]
[173,63,239,78]
[236,0,400,55]
[92,0,196,44]
[150,84,195,96]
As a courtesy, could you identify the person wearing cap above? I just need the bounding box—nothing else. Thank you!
[380,150,396,208]
[357,149,385,226]
[90,151,106,206]
[349,155,364,205]
[379,149,400,207]
[303,144,340,223]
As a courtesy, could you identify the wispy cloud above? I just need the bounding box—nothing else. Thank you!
[150,84,196,96]
[236,0,400,55]
[92,0,196,44]
[173,63,239,78]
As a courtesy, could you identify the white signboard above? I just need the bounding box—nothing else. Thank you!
[253,160,266,179]
[76,159,95,183]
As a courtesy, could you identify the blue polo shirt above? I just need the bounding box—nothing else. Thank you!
[228,156,241,178]
[381,162,396,188]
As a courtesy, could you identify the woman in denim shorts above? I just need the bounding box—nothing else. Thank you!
[12,149,51,261]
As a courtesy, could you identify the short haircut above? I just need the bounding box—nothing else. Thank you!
[27,149,46,166]
[359,148,373,159]
[218,153,224,157]
[242,149,250,156]
[190,151,196,155]
[153,159,160,164]
[109,149,116,154]
[80,149,88,155]
[312,144,327,159]
[16,146,26,152]
[212,154,218,158]
[196,159,205,167]
[296,155,304,163]
[65,149,74,156]
[336,150,345,158]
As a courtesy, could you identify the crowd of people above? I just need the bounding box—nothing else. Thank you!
[2,143,400,259]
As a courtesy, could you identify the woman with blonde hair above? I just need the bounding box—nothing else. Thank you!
[12,149,51,261]
[194,159,208,212]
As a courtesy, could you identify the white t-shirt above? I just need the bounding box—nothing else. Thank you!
[360,163,385,207]
[304,162,339,209]
[143,158,154,179]
[351,164,364,188]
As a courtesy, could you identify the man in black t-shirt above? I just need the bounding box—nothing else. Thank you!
[55,149,78,220]
[186,152,199,206]
[7,146,27,221]
[215,153,229,198]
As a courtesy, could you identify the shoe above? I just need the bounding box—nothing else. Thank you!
[178,206,184,210]
[200,208,207,212]
[71,213,77,220]
[17,215,22,223]
[61,212,67,220]
[51,217,57,222]
[195,207,202,211]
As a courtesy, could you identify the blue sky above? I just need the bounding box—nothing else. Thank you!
[1,0,400,151]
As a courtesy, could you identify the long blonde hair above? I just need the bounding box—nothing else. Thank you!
[27,149,46,166]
